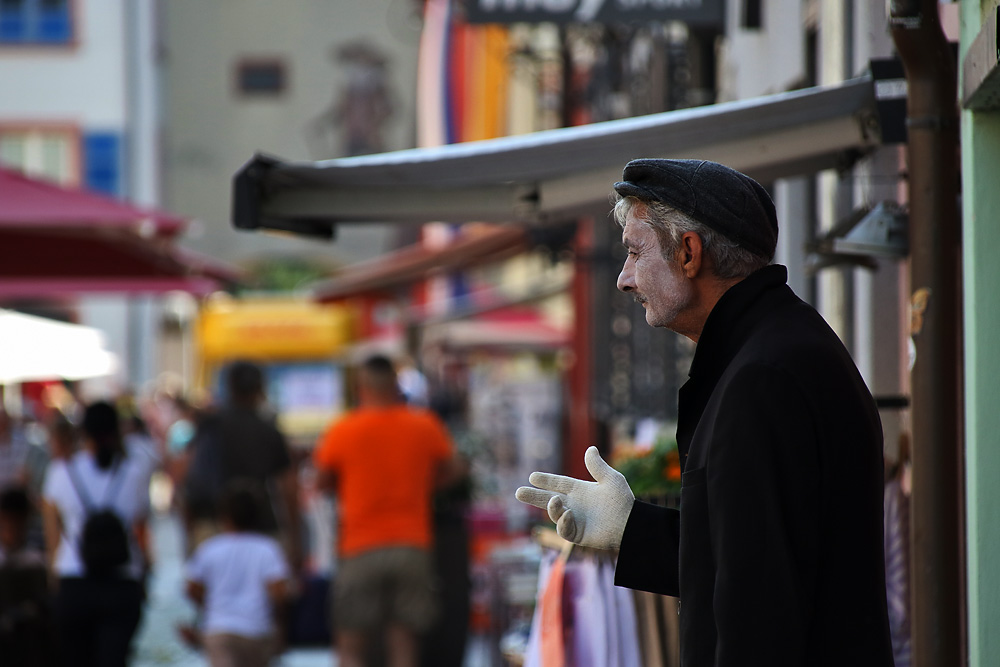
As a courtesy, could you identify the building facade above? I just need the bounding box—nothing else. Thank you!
[0,0,166,393]
[720,0,914,456]
[959,2,1000,666]
[160,0,424,270]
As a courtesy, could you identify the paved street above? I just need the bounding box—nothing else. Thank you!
[132,510,333,667]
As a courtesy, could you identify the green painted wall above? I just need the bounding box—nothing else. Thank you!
[960,3,1000,666]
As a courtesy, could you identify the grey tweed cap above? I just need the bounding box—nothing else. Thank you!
[614,158,778,259]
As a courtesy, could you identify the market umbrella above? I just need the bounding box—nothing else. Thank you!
[0,167,240,297]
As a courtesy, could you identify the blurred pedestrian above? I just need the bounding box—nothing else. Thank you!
[18,414,77,553]
[313,355,464,667]
[0,486,45,566]
[41,401,152,667]
[46,413,78,461]
[517,159,893,666]
[0,408,30,489]
[185,480,291,667]
[0,486,53,665]
[120,407,161,481]
[165,396,197,478]
[181,361,301,570]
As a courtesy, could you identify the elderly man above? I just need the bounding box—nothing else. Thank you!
[517,159,894,666]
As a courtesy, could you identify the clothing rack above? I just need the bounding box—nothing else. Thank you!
[528,527,680,667]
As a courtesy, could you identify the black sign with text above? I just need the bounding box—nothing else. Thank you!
[463,0,725,28]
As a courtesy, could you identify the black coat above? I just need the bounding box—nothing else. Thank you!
[615,265,894,667]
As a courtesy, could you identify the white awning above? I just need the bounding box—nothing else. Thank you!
[233,76,880,235]
[0,310,117,384]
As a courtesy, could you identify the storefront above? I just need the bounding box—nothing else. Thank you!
[233,74,887,475]
[194,296,355,447]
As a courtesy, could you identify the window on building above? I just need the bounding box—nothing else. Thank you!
[0,126,78,185]
[82,132,121,196]
[236,60,287,96]
[741,0,763,30]
[0,0,72,45]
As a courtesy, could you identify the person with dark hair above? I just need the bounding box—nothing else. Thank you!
[313,355,466,667]
[226,360,265,403]
[41,400,152,667]
[0,486,44,566]
[46,413,77,461]
[517,159,893,666]
[185,480,291,667]
[0,486,52,666]
[181,360,301,570]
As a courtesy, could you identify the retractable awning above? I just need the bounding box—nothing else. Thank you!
[233,76,881,235]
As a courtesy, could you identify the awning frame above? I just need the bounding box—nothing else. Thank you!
[233,76,883,234]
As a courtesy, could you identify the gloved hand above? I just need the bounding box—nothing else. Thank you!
[515,446,634,550]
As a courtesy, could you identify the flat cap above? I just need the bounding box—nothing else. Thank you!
[614,158,778,259]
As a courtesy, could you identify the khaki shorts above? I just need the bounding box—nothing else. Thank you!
[203,633,277,667]
[333,546,438,634]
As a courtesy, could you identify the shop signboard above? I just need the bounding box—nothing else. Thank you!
[267,363,345,442]
[196,298,354,362]
[464,0,725,28]
[195,298,355,446]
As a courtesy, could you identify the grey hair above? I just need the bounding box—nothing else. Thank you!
[612,195,771,280]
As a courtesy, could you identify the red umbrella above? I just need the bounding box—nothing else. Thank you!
[0,167,185,236]
[0,167,239,296]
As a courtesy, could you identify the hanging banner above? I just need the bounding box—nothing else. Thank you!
[463,0,725,28]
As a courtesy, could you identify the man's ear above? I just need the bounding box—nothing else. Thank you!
[678,231,704,278]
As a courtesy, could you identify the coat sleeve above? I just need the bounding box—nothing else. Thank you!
[707,363,820,666]
[614,499,680,596]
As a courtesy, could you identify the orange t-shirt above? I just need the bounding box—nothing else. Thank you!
[313,405,453,557]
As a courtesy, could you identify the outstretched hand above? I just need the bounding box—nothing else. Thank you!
[515,446,634,550]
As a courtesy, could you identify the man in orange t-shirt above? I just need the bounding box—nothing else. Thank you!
[313,355,461,667]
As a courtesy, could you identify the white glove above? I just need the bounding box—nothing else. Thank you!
[515,446,634,550]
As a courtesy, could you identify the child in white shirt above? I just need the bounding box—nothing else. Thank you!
[185,481,290,667]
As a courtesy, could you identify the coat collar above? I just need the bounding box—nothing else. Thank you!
[689,263,788,382]
[676,264,788,469]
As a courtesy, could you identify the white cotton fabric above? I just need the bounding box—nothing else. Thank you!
[516,446,634,550]
[185,532,290,638]
[42,448,152,580]
[602,557,643,667]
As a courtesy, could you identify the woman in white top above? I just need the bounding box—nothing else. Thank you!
[42,401,152,667]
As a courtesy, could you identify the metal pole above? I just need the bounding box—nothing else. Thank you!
[889,1,963,665]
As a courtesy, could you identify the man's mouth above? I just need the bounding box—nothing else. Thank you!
[633,295,646,305]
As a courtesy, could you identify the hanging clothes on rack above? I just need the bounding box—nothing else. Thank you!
[523,529,642,667]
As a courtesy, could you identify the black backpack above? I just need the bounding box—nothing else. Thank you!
[66,459,130,578]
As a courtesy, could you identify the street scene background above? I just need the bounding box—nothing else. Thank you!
[2,0,998,666]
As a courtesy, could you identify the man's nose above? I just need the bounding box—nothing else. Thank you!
[617,264,634,293]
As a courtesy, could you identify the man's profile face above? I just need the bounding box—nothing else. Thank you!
[617,208,694,332]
